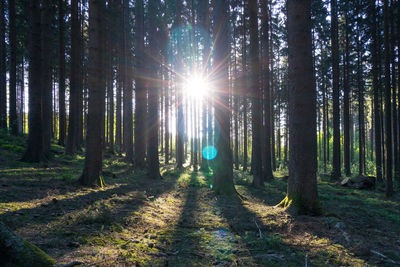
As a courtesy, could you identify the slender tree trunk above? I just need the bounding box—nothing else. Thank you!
[390,0,398,180]
[22,0,43,162]
[242,0,248,172]
[147,0,161,179]
[8,0,17,135]
[122,0,133,161]
[174,0,184,169]
[331,0,341,180]
[343,11,351,177]
[261,0,273,181]
[80,0,106,187]
[280,0,319,214]
[58,0,66,146]
[249,0,263,187]
[213,0,235,195]
[383,0,393,196]
[0,0,6,129]
[41,0,54,155]
[134,0,147,169]
[66,0,81,154]
[371,0,382,182]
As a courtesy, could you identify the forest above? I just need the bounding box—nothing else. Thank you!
[0,0,399,266]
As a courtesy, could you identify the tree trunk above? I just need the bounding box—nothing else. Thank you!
[249,0,263,188]
[0,0,6,129]
[41,0,54,156]
[66,0,81,155]
[331,0,341,180]
[261,0,273,181]
[383,0,393,196]
[371,0,382,182]
[22,0,43,162]
[174,0,184,169]
[0,222,55,267]
[242,0,248,172]
[213,0,235,195]
[280,0,319,214]
[80,0,106,187]
[122,0,133,161]
[147,0,161,179]
[134,0,147,169]
[8,0,17,135]
[343,10,351,177]
[58,0,66,146]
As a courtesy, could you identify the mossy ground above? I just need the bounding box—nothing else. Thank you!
[0,131,399,266]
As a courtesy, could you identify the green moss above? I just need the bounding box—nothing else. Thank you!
[278,194,322,215]
[21,240,56,267]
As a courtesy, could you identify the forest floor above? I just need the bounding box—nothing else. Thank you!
[1,132,400,266]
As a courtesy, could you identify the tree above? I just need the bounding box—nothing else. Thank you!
[383,0,393,197]
[22,0,43,162]
[213,0,236,195]
[80,0,106,186]
[147,0,161,179]
[122,0,133,161]
[9,0,17,135]
[41,0,54,155]
[0,0,6,129]
[279,0,319,214]
[249,0,263,187]
[343,5,351,177]
[261,0,273,181]
[134,0,147,169]
[331,0,341,180]
[66,0,81,155]
[370,0,382,182]
[58,0,66,146]
[174,0,184,169]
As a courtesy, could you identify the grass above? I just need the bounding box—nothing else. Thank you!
[0,131,399,266]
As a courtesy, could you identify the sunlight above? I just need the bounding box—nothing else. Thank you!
[184,73,209,99]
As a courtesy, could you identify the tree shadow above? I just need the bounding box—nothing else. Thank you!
[165,172,207,265]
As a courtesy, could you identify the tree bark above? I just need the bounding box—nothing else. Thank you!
[58,0,66,146]
[213,0,236,195]
[261,0,273,181]
[22,0,43,162]
[331,0,341,180]
[280,0,319,214]
[383,0,393,196]
[249,0,263,188]
[66,0,81,155]
[371,0,383,182]
[147,0,161,179]
[0,0,6,129]
[41,0,54,155]
[122,0,133,161]
[134,0,147,169]
[80,0,106,187]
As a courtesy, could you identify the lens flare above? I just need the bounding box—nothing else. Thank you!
[202,146,217,160]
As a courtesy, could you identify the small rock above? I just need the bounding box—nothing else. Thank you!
[150,234,157,239]
[334,222,346,230]
[148,242,154,248]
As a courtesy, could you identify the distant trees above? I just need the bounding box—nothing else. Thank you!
[0,0,397,197]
